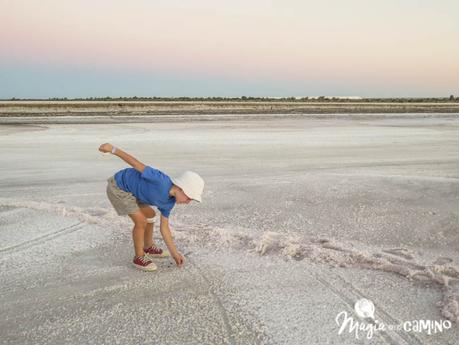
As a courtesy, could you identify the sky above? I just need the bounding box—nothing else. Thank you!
[1,0,458,98]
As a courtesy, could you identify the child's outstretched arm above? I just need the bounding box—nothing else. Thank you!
[99,143,146,173]
[160,215,185,267]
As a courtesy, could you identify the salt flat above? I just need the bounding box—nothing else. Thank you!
[0,115,458,344]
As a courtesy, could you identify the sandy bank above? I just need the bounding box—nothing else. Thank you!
[1,101,459,117]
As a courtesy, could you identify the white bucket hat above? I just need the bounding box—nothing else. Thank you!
[171,171,204,202]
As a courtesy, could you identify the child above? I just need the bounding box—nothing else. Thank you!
[98,143,204,271]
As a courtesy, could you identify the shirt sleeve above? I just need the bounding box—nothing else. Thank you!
[158,207,171,218]
[141,166,162,183]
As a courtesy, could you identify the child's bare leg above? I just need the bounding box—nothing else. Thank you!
[144,222,154,248]
[128,211,147,257]
[140,206,156,248]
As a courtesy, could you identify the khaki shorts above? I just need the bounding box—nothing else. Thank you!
[106,176,149,216]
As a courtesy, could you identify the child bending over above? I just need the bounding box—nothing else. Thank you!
[99,143,204,271]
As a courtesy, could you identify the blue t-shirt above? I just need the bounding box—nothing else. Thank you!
[114,166,176,218]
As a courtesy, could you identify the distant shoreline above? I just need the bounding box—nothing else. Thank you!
[1,100,458,124]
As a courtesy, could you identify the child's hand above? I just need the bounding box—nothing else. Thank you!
[172,251,185,267]
[98,143,113,153]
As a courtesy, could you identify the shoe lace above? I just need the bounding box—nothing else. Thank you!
[152,246,162,254]
[138,255,151,264]
[147,246,162,254]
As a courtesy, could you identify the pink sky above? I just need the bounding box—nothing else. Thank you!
[1,0,458,97]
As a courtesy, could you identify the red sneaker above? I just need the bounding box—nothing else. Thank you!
[132,255,157,271]
[144,245,170,258]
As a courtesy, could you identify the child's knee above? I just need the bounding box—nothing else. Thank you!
[129,211,148,228]
[140,206,156,219]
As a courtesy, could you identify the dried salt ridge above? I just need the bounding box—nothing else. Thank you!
[1,197,457,325]
[178,224,459,326]
[255,232,458,324]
